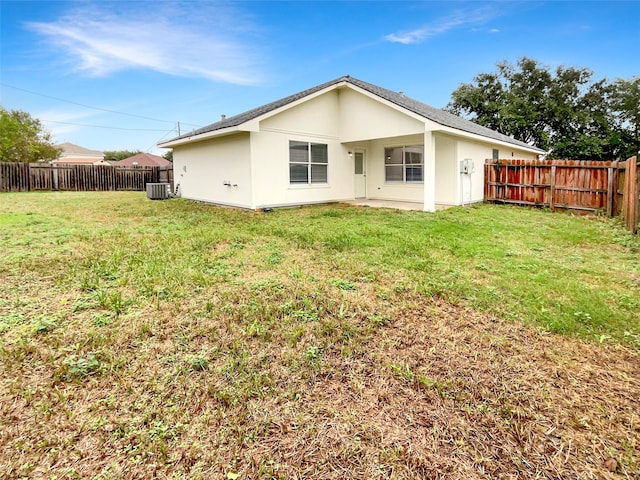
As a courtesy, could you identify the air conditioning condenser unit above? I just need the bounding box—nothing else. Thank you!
[146,183,171,200]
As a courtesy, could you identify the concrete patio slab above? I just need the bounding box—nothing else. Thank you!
[345,199,452,211]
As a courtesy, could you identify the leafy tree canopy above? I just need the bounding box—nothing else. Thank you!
[0,106,61,162]
[104,150,143,162]
[162,150,173,162]
[609,76,640,159]
[446,58,638,160]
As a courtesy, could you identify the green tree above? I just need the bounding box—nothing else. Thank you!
[446,58,633,160]
[104,150,143,161]
[0,106,61,162]
[446,58,552,150]
[609,76,640,159]
[161,150,173,162]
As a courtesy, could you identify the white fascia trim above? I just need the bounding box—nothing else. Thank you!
[431,126,545,154]
[157,85,346,149]
[157,125,256,148]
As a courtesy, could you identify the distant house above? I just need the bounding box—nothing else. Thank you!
[158,76,544,211]
[52,142,108,165]
[113,152,172,168]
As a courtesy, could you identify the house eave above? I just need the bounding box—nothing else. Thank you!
[158,76,545,154]
[432,126,545,154]
[340,83,543,153]
[158,125,252,148]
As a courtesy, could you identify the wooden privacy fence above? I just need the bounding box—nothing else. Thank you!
[0,163,173,193]
[484,157,639,233]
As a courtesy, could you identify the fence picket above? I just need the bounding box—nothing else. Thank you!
[0,163,173,193]
[486,158,638,233]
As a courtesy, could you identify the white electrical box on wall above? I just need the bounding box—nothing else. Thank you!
[460,158,475,174]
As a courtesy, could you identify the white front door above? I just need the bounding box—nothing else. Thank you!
[354,151,366,198]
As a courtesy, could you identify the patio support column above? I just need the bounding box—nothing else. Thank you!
[423,130,436,212]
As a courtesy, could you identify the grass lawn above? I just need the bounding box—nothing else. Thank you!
[0,191,638,479]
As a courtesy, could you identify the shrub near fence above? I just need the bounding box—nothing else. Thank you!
[0,163,173,193]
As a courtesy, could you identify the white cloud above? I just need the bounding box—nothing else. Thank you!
[26,2,265,85]
[384,7,502,44]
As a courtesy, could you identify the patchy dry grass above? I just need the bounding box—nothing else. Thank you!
[0,192,638,479]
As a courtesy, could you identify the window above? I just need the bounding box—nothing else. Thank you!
[289,141,328,184]
[384,145,423,183]
[354,153,364,174]
[492,149,499,160]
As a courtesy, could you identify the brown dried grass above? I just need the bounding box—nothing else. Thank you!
[1,292,638,479]
[1,194,638,479]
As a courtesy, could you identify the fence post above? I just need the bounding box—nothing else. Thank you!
[622,156,639,234]
[607,162,615,217]
[549,165,556,211]
[636,158,640,234]
[631,157,639,234]
[484,161,489,202]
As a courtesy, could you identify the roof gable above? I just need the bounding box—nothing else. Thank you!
[160,76,544,153]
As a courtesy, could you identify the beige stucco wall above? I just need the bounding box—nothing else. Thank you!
[251,90,354,208]
[250,132,353,208]
[338,88,425,142]
[363,132,539,206]
[172,133,253,208]
[260,92,341,138]
[455,138,538,203]
[434,134,459,205]
[366,134,425,203]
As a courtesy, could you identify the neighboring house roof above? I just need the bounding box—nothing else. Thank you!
[113,153,172,167]
[56,142,104,158]
[159,75,545,153]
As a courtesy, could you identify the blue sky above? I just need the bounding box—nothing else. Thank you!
[1,1,638,155]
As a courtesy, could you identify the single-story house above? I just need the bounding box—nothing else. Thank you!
[112,152,173,167]
[52,142,108,165]
[158,76,545,211]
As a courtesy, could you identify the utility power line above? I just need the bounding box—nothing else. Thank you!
[147,128,178,152]
[1,82,202,127]
[41,119,174,132]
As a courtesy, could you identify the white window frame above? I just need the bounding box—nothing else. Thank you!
[384,145,424,183]
[289,141,328,185]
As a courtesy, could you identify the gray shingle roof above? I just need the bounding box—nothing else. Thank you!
[162,76,544,152]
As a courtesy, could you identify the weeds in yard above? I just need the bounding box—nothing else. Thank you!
[61,352,101,380]
[0,192,638,479]
[32,315,57,334]
[332,278,357,291]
